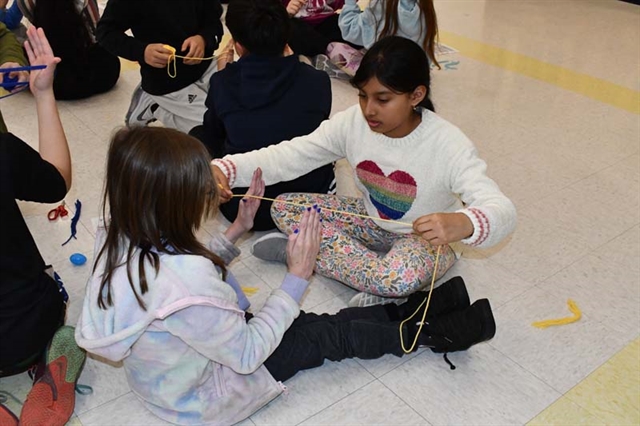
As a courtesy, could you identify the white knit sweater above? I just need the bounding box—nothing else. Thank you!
[213,106,516,248]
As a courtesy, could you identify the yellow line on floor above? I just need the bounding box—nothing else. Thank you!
[439,31,640,115]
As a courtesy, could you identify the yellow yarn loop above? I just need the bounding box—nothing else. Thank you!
[532,299,582,329]
[399,245,442,354]
[163,44,217,79]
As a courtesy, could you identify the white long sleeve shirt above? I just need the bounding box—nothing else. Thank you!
[214,105,516,248]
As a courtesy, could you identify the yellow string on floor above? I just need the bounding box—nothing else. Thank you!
[240,287,259,296]
[532,299,582,329]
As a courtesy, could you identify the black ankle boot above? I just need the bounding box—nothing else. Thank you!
[413,299,496,353]
[386,276,471,321]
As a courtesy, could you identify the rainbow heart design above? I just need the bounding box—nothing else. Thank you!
[355,160,417,220]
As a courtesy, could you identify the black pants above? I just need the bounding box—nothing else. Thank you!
[0,272,66,377]
[53,44,121,101]
[263,305,407,382]
[289,15,359,57]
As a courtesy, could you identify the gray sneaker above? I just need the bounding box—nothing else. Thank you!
[125,83,157,127]
[348,292,407,308]
[312,54,351,81]
[251,233,288,264]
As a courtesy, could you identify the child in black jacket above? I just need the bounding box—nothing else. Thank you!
[97,0,223,133]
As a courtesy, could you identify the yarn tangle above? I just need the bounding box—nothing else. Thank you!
[532,299,582,328]
[62,199,82,246]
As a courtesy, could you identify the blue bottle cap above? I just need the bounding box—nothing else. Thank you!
[70,253,87,266]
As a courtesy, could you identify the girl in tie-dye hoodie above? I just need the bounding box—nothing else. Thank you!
[76,126,497,425]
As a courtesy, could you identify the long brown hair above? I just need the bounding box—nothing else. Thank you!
[378,0,440,68]
[95,127,226,310]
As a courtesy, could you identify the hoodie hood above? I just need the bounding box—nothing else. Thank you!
[215,54,300,112]
[75,239,240,362]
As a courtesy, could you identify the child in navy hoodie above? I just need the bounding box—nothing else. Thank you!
[199,0,335,230]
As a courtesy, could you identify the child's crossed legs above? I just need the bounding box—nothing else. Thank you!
[270,193,457,297]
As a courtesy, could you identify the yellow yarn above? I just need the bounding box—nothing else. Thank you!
[240,286,259,296]
[230,193,414,228]
[532,299,582,328]
[399,245,442,354]
[163,44,217,79]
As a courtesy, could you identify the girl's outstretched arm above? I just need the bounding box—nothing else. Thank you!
[24,27,71,190]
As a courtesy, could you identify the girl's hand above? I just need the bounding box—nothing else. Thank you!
[212,164,233,202]
[181,35,205,65]
[0,62,29,93]
[286,0,306,17]
[286,207,322,280]
[413,212,474,246]
[234,168,265,232]
[23,27,60,99]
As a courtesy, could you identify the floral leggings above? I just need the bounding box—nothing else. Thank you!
[271,193,457,297]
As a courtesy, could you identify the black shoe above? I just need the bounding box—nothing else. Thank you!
[415,298,496,353]
[388,276,471,321]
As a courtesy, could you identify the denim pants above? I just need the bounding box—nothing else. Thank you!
[263,305,407,382]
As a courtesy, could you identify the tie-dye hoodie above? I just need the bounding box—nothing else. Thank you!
[76,228,309,425]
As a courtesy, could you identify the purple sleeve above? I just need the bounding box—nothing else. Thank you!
[225,272,251,311]
[280,273,309,304]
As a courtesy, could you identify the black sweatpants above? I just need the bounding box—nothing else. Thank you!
[288,14,356,57]
[53,43,121,101]
[263,305,407,382]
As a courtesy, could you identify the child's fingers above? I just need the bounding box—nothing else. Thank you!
[24,38,36,64]
[37,27,55,58]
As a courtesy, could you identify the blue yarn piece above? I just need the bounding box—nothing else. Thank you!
[61,199,82,246]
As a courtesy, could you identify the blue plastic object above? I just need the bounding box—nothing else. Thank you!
[2,74,19,91]
[70,253,87,266]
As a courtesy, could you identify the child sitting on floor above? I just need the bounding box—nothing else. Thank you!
[76,125,495,425]
[213,36,517,307]
[196,0,335,231]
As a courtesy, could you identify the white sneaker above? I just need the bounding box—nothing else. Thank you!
[348,292,407,308]
[250,233,288,263]
[125,83,157,127]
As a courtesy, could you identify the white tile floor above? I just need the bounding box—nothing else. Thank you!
[1,1,639,425]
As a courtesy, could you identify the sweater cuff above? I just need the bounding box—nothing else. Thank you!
[458,207,490,247]
[211,158,237,187]
[207,233,241,265]
[280,273,309,304]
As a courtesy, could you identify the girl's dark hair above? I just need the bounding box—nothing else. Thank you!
[377,0,439,67]
[95,127,226,310]
[351,36,435,112]
[33,0,93,64]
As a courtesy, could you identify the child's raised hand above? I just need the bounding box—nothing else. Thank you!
[144,44,173,68]
[181,35,205,65]
[23,27,60,98]
[412,212,474,246]
[286,206,322,280]
[286,0,306,17]
[234,168,265,232]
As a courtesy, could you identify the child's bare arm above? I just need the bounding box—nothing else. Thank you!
[24,27,71,190]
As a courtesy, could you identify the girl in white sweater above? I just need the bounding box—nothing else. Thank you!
[213,36,516,306]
